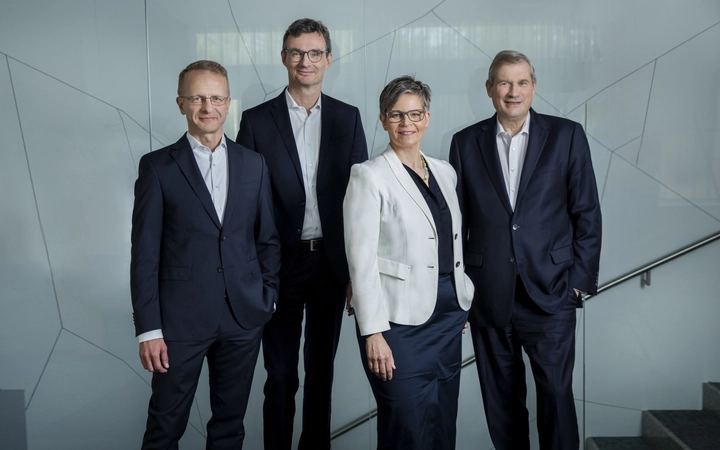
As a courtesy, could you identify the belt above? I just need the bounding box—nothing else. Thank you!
[300,238,324,252]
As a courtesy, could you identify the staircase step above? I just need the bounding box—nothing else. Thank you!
[703,382,720,421]
[586,437,654,450]
[643,409,720,450]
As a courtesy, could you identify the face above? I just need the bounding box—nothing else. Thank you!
[176,70,230,142]
[282,32,332,90]
[486,61,536,126]
[380,93,430,152]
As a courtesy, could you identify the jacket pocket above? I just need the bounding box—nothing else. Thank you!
[159,266,191,280]
[549,245,574,264]
[377,257,411,280]
[464,251,483,267]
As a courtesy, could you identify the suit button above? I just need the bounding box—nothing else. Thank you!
[509,257,515,263]
[300,201,306,207]
[217,267,224,272]
[296,229,301,235]
[220,235,227,241]
[455,261,460,268]
[512,224,519,230]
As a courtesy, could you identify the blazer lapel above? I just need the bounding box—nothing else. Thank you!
[516,109,548,207]
[270,91,304,187]
[477,117,514,215]
[170,136,222,229]
[381,146,435,233]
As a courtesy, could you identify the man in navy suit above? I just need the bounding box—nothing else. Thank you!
[449,51,602,450]
[131,60,280,449]
[236,18,368,450]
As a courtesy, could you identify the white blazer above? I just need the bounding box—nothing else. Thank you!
[343,145,474,336]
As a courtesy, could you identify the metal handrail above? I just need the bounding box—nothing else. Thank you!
[330,230,720,441]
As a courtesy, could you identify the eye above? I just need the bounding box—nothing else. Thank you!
[291,50,302,58]
[409,111,423,120]
[211,96,224,103]
[309,51,321,59]
[189,96,202,103]
[388,112,402,120]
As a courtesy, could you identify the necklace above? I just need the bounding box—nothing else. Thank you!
[420,155,429,184]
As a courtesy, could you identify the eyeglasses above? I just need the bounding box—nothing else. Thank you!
[283,49,328,63]
[179,96,229,106]
[384,110,427,123]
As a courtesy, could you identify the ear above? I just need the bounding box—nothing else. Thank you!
[379,113,387,130]
[176,97,186,115]
[485,80,492,98]
[326,52,332,68]
[424,111,430,127]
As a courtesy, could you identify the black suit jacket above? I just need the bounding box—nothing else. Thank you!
[237,90,368,283]
[130,135,281,340]
[450,109,602,327]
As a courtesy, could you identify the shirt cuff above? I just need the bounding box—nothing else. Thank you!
[138,329,163,343]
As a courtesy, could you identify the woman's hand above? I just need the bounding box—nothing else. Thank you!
[461,321,469,334]
[365,333,395,381]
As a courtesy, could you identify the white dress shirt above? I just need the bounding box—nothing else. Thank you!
[138,133,228,343]
[495,113,530,211]
[286,89,323,240]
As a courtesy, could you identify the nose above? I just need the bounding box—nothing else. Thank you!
[399,112,411,124]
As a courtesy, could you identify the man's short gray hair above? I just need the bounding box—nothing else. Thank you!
[487,50,536,86]
[379,75,432,114]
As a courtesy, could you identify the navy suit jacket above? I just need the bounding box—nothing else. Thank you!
[236,90,368,283]
[449,109,601,327]
[130,135,281,341]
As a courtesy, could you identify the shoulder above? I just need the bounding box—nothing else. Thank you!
[227,138,263,164]
[425,155,455,180]
[322,93,360,115]
[453,117,494,141]
[242,92,283,117]
[139,137,183,165]
[533,110,583,132]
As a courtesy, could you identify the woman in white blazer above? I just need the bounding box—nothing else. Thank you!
[343,76,474,449]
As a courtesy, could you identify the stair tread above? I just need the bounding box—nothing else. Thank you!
[647,409,720,449]
[588,437,654,449]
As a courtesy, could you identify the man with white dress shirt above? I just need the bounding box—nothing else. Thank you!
[236,18,368,450]
[131,60,280,449]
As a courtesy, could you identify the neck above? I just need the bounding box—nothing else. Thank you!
[190,131,223,151]
[499,117,526,137]
[392,145,423,170]
[287,85,321,113]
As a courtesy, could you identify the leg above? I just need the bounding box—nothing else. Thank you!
[298,251,345,450]
[205,303,264,449]
[471,323,530,450]
[515,289,579,450]
[261,276,305,450]
[142,339,212,450]
[358,323,436,450]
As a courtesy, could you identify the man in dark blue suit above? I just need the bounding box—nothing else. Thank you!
[449,51,602,450]
[236,18,368,450]
[131,60,280,449]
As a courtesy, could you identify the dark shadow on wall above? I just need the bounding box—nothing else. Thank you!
[0,389,28,449]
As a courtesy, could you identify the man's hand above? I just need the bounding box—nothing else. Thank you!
[345,282,355,316]
[574,288,580,298]
[139,338,169,373]
[365,333,395,381]
[461,321,469,334]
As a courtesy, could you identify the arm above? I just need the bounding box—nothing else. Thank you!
[566,123,602,295]
[236,111,255,151]
[130,155,168,372]
[448,135,468,252]
[343,164,388,335]
[255,156,281,309]
[350,107,369,165]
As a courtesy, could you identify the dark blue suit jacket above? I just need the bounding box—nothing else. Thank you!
[130,135,281,341]
[450,109,601,327]
[236,90,368,283]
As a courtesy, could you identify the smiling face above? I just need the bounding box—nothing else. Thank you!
[176,70,230,146]
[381,93,430,153]
[282,32,332,91]
[486,61,536,129]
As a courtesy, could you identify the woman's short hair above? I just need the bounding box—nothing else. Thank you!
[379,75,431,114]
